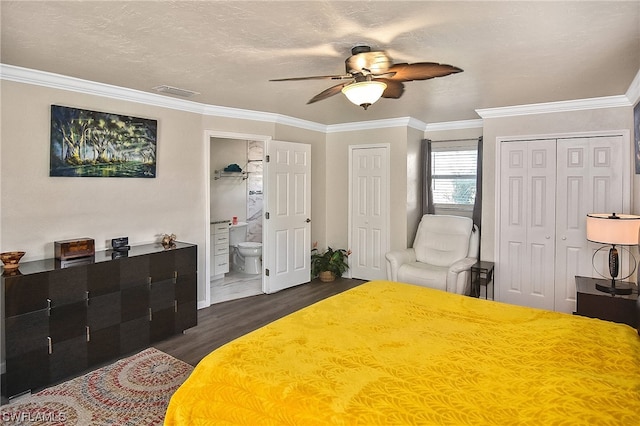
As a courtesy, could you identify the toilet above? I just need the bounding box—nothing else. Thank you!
[229,222,262,274]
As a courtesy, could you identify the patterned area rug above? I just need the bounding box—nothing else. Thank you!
[1,347,193,425]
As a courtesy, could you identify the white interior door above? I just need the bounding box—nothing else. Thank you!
[263,140,311,293]
[349,145,389,281]
[498,139,556,310]
[555,136,626,313]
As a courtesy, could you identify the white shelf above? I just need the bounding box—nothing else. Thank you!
[214,170,247,180]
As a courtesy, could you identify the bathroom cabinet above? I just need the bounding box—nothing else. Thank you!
[211,221,230,277]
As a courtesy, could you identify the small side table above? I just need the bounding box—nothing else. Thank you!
[575,276,638,327]
[471,261,494,299]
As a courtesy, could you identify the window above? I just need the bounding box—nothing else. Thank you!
[431,147,477,209]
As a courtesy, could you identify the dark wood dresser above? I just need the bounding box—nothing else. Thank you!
[575,276,638,328]
[1,242,197,400]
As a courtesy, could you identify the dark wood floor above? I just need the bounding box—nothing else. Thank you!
[155,277,365,366]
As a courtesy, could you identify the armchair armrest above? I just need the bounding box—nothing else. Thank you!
[449,257,478,274]
[447,257,478,294]
[385,248,416,281]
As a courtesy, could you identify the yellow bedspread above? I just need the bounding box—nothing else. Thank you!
[165,280,640,425]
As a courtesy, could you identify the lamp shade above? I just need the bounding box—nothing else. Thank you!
[341,81,387,109]
[586,213,640,245]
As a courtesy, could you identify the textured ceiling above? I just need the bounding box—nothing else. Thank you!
[1,1,639,125]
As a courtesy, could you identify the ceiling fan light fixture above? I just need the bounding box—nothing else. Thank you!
[341,81,387,110]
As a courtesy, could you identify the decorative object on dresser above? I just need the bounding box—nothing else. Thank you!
[575,276,638,328]
[54,238,95,260]
[585,213,640,295]
[1,242,197,401]
[161,233,177,248]
[0,251,26,271]
[111,236,130,251]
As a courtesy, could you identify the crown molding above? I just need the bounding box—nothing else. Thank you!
[425,119,483,132]
[325,116,427,133]
[0,64,331,132]
[1,64,425,134]
[476,95,631,119]
[200,103,327,133]
[626,68,640,106]
[5,63,636,133]
[274,114,329,133]
[0,63,208,114]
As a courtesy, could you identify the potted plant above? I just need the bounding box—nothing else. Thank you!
[311,243,351,282]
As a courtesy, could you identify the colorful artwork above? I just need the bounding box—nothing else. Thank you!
[50,105,157,178]
[635,101,640,174]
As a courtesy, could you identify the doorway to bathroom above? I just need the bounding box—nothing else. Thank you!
[209,136,265,304]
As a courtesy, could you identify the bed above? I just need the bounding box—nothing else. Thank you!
[164,280,640,425]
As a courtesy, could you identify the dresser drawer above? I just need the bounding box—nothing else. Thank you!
[214,242,229,255]
[213,254,229,275]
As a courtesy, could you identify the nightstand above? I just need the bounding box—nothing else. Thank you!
[471,261,494,299]
[575,276,638,327]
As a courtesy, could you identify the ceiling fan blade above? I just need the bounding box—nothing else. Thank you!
[270,74,353,82]
[387,62,463,82]
[374,79,405,99]
[307,82,352,104]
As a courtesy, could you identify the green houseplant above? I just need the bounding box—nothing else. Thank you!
[311,243,351,282]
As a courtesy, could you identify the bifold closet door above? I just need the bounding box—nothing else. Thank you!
[498,139,556,310]
[554,136,626,313]
[499,135,627,313]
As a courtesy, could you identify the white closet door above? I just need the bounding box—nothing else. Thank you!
[349,145,389,281]
[498,140,556,310]
[499,134,628,313]
[555,136,625,313]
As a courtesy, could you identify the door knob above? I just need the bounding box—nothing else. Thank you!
[306,218,311,223]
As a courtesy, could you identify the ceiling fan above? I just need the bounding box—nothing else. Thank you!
[270,45,463,110]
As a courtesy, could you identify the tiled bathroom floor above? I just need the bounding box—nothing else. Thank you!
[211,270,263,304]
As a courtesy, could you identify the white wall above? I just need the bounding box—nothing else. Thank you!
[325,126,411,253]
[1,80,207,269]
[210,138,247,223]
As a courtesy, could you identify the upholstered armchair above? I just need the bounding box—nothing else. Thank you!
[385,214,479,294]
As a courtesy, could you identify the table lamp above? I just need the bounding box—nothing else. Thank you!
[586,213,640,295]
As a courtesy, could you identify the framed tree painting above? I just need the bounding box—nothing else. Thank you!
[50,105,157,178]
